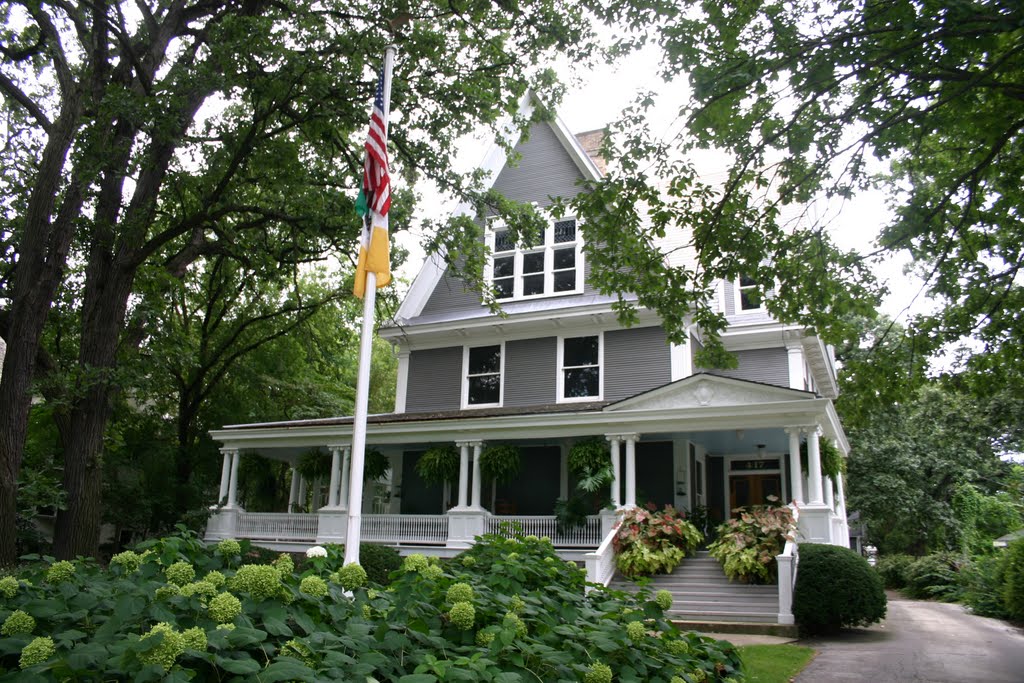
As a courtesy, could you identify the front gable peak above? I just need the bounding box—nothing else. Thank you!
[604,373,815,412]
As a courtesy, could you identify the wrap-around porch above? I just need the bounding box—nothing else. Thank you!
[206,375,851,559]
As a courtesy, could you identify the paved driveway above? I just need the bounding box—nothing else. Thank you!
[795,593,1024,683]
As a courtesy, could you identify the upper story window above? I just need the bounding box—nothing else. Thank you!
[558,334,602,401]
[737,275,765,312]
[488,218,583,301]
[463,344,503,408]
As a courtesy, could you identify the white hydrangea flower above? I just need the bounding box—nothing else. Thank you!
[305,545,328,558]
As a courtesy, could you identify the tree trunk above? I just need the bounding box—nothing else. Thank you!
[52,266,134,559]
[0,101,83,566]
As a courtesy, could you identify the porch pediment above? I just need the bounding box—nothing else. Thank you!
[604,373,815,412]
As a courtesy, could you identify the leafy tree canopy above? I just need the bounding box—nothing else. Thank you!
[429,0,1024,371]
[0,0,625,562]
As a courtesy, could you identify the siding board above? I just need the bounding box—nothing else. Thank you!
[701,347,789,388]
[504,337,556,407]
[415,121,598,320]
[406,347,462,412]
[604,327,671,401]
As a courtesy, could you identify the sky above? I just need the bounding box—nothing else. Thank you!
[393,48,933,327]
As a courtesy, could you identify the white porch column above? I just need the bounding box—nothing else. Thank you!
[824,475,835,510]
[297,476,308,511]
[606,435,622,508]
[806,427,824,505]
[456,441,470,509]
[288,467,300,512]
[217,449,232,505]
[327,446,343,508]
[624,433,638,508]
[785,428,804,505]
[226,448,241,508]
[312,477,323,512]
[470,442,483,509]
[339,447,351,510]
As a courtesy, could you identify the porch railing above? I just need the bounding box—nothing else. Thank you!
[236,512,318,543]
[776,506,800,625]
[486,515,602,547]
[584,526,618,593]
[361,514,448,545]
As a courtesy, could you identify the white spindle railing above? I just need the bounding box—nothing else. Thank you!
[361,514,448,545]
[486,515,602,547]
[236,512,319,543]
[584,527,618,592]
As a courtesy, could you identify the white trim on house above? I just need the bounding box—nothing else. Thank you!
[380,303,657,351]
[556,331,603,403]
[461,342,506,409]
[734,275,767,314]
[212,377,846,452]
[394,348,410,413]
[485,216,585,303]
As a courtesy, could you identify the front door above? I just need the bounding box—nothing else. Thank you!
[729,473,782,512]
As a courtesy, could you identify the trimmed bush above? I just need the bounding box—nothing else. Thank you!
[903,552,963,601]
[874,553,915,589]
[793,543,886,635]
[352,543,402,585]
[1003,537,1024,619]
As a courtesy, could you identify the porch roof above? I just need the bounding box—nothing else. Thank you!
[210,373,849,453]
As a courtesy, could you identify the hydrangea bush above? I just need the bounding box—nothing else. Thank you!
[0,530,743,681]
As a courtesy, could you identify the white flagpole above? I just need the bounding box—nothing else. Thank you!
[344,45,396,568]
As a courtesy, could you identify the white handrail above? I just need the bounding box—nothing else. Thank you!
[584,526,618,593]
[776,505,800,625]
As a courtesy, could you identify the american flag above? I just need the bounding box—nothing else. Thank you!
[362,71,391,217]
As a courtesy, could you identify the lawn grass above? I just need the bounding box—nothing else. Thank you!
[737,644,816,683]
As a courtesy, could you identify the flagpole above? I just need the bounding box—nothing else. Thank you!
[344,45,396,569]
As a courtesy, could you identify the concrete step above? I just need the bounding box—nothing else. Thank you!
[674,621,799,638]
[670,610,779,624]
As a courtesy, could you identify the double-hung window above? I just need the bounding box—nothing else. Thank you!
[558,334,602,401]
[489,217,582,301]
[463,344,503,408]
[736,275,764,312]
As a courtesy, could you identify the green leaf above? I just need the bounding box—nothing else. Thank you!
[216,655,262,675]
[259,659,317,682]
[398,675,438,683]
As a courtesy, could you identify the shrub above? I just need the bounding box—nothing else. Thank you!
[0,532,743,682]
[793,543,886,635]
[961,553,1010,618]
[1003,537,1024,619]
[707,501,794,584]
[903,552,964,600]
[874,553,915,589]
[349,543,402,585]
[613,504,703,578]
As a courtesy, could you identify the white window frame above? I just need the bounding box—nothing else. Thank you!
[461,342,505,409]
[734,275,766,313]
[484,216,585,302]
[556,332,603,403]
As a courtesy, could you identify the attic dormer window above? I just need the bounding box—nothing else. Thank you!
[488,218,583,301]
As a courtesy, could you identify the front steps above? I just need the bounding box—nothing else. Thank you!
[610,551,792,633]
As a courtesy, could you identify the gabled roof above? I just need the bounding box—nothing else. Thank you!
[605,372,817,412]
[395,91,604,323]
